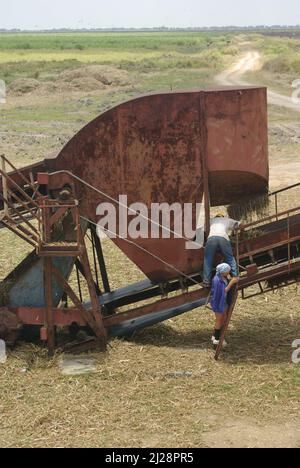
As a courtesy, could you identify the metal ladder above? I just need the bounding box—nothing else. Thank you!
[0,154,41,247]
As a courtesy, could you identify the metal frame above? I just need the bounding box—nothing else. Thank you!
[1,153,300,359]
[37,197,108,354]
[213,184,300,358]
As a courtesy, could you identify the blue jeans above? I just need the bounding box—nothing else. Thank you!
[203,236,238,285]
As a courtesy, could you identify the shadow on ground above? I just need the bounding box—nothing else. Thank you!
[128,314,300,365]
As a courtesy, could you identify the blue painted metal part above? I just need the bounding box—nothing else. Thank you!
[2,220,88,309]
[107,297,207,338]
[99,279,154,306]
[7,252,75,308]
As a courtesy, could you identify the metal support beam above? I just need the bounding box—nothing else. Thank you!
[1,155,8,216]
[199,93,210,237]
[44,258,55,355]
[90,224,111,293]
[51,264,106,350]
[75,258,101,296]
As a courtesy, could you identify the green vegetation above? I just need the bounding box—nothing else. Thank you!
[0,31,232,51]
[253,35,300,73]
[0,59,81,84]
[0,31,240,167]
[0,32,237,85]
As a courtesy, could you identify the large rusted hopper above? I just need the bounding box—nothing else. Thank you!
[0,87,299,358]
[1,87,269,282]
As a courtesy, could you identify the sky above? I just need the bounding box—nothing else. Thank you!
[1,0,300,30]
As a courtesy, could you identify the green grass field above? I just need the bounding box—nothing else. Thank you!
[0,31,236,83]
[0,31,239,167]
[0,31,300,448]
[0,31,235,53]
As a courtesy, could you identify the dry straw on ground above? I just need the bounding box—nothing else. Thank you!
[0,233,299,448]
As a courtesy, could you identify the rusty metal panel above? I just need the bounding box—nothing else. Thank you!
[46,92,203,209]
[45,89,268,281]
[205,87,269,205]
[46,92,204,282]
[238,213,300,257]
[2,89,269,282]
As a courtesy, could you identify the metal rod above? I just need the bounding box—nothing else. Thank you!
[51,263,106,344]
[42,199,51,243]
[51,265,96,331]
[75,262,83,303]
[8,189,39,217]
[89,229,100,291]
[236,228,240,276]
[0,168,40,208]
[288,213,291,273]
[1,154,42,196]
[275,193,278,221]
[44,258,55,355]
[0,192,39,238]
[78,229,106,334]
[5,217,38,241]
[269,182,300,197]
[242,205,300,230]
[239,234,300,260]
[75,258,101,296]
[1,155,8,215]
[90,224,111,293]
[239,259,300,288]
[1,220,36,247]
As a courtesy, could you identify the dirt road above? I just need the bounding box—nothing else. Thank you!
[216,51,300,189]
[216,51,300,113]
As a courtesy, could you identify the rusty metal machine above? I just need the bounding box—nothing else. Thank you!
[0,87,299,359]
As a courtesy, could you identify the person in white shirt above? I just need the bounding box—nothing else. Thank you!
[202,213,240,288]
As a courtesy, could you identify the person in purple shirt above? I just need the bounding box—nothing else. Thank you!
[210,263,239,347]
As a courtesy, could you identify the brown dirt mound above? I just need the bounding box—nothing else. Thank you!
[59,65,131,87]
[8,78,40,95]
[64,77,107,92]
[8,65,132,96]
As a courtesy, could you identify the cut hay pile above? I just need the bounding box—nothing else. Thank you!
[1,289,299,448]
[227,192,270,223]
[59,65,131,87]
[8,78,40,96]
[8,65,132,96]
[0,233,299,448]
